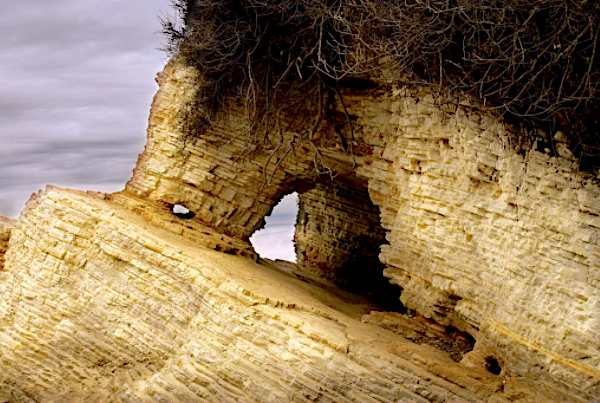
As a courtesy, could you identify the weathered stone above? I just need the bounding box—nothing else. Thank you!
[1,57,599,402]
[120,60,600,399]
[0,187,583,402]
[295,181,385,282]
[0,217,15,271]
[294,181,404,307]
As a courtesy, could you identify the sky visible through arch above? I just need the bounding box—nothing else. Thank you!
[0,0,296,260]
[250,193,299,263]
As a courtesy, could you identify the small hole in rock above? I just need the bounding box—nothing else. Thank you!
[485,357,502,375]
[172,204,196,219]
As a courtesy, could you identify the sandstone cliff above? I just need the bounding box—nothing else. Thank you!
[1,59,599,402]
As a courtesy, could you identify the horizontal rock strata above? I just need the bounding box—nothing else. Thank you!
[0,187,583,402]
[295,181,386,282]
[120,60,600,400]
[353,93,600,400]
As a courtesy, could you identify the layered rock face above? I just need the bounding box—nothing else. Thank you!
[121,61,600,400]
[365,100,600,398]
[293,182,404,307]
[0,187,585,403]
[1,58,599,402]
[294,182,386,286]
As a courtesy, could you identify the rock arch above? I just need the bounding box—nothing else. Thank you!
[115,59,600,399]
[0,57,597,401]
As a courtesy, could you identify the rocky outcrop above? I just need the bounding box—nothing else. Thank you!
[0,187,583,402]
[366,98,600,398]
[1,58,599,401]
[353,93,600,398]
[119,60,600,400]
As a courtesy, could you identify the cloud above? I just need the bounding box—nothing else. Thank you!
[0,0,172,218]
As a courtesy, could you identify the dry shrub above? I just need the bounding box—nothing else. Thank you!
[161,0,600,171]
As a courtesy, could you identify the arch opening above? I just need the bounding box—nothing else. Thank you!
[250,192,299,262]
[248,175,402,309]
[293,179,404,311]
[247,174,478,362]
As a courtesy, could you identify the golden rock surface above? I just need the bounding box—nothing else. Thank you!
[0,188,583,402]
[1,59,599,401]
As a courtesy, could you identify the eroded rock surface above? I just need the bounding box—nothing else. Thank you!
[1,58,599,401]
[0,188,583,402]
[0,217,14,271]
[119,60,600,400]
[294,182,400,302]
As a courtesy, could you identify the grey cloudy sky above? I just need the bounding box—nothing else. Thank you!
[250,193,298,262]
[0,0,297,261]
[0,0,170,218]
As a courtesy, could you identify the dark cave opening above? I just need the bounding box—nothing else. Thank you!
[486,357,503,375]
[248,175,480,363]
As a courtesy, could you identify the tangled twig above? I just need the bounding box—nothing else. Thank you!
[161,0,600,172]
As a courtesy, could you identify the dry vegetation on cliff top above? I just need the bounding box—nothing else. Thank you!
[161,0,600,171]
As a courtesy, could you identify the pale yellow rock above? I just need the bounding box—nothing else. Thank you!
[0,187,583,402]
[0,217,14,271]
[1,58,599,402]
[120,60,600,399]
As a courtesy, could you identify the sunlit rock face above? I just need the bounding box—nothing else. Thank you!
[120,60,600,400]
[0,58,599,402]
[0,187,584,403]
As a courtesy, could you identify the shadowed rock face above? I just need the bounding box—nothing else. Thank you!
[294,181,404,310]
[295,181,386,285]
[0,217,14,271]
[0,59,599,402]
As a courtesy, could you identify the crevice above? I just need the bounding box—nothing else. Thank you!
[363,311,476,362]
